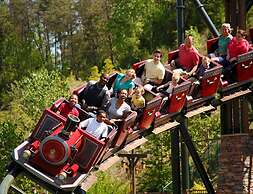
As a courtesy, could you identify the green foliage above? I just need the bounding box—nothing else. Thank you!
[138,133,172,192]
[108,0,156,66]
[188,113,220,152]
[88,171,130,194]
[0,122,24,177]
[184,0,224,34]
[186,26,206,53]
[0,69,69,192]
[87,66,101,81]
[102,58,116,74]
[2,68,69,135]
[188,113,220,184]
[191,181,206,190]
[137,112,220,192]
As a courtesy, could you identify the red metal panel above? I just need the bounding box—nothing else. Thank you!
[236,59,253,81]
[30,109,66,141]
[206,38,218,54]
[75,130,105,173]
[168,50,179,63]
[132,61,145,70]
[114,111,137,147]
[138,96,162,129]
[167,81,191,113]
[200,63,222,97]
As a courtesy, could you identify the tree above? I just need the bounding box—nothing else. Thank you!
[88,171,130,194]
[138,133,172,192]
[2,68,69,134]
[137,113,220,192]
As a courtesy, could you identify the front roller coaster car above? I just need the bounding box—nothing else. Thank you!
[11,100,117,193]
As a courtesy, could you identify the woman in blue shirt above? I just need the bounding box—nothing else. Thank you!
[112,69,136,96]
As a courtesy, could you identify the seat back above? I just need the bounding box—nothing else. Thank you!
[235,51,253,81]
[114,111,137,147]
[168,50,179,63]
[138,91,162,129]
[106,73,118,90]
[199,61,222,97]
[166,80,191,113]
[207,37,219,54]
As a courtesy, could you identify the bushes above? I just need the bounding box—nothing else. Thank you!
[0,68,69,192]
[0,122,24,177]
[88,171,130,194]
[2,68,69,135]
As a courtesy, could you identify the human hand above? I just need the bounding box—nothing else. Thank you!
[86,106,97,112]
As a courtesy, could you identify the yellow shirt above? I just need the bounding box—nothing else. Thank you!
[131,95,145,109]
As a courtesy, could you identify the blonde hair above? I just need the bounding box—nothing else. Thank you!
[172,72,181,83]
[134,86,145,95]
[126,69,136,79]
[221,23,232,32]
[202,56,211,66]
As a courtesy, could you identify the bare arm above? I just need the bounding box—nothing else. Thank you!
[189,64,198,76]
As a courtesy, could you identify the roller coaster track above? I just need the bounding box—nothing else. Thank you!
[1,81,253,194]
[79,81,253,193]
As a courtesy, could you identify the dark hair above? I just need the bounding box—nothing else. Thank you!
[97,109,107,116]
[237,29,247,38]
[100,73,109,79]
[117,89,128,97]
[69,94,78,100]
[153,49,163,57]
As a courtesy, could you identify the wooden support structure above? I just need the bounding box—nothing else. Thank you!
[118,151,147,194]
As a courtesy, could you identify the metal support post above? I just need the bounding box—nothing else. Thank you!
[192,0,219,37]
[241,97,249,133]
[181,118,190,193]
[179,121,215,194]
[220,103,233,135]
[171,128,181,194]
[176,0,185,45]
[232,99,240,133]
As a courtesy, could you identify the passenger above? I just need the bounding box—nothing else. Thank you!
[156,69,182,95]
[171,35,200,79]
[195,56,211,79]
[112,69,136,97]
[210,23,233,63]
[227,29,250,63]
[136,49,165,86]
[189,56,212,97]
[56,94,79,118]
[224,29,250,83]
[78,73,110,112]
[79,110,108,140]
[107,89,131,124]
[131,86,146,111]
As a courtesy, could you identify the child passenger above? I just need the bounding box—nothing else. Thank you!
[156,69,182,95]
[131,87,146,111]
[56,94,79,118]
[195,56,211,79]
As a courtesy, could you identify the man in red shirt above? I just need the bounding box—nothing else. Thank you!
[178,35,200,77]
[57,94,79,118]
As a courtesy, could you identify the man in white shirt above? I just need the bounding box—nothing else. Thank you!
[79,110,108,140]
